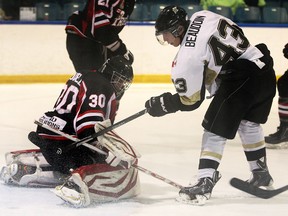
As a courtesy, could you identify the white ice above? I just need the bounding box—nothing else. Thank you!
[0,83,287,215]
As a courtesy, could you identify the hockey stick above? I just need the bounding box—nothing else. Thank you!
[35,108,147,154]
[34,119,183,189]
[230,178,288,199]
[34,120,107,155]
[134,164,183,189]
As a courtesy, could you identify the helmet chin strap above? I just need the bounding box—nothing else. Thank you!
[173,25,186,43]
[171,25,182,37]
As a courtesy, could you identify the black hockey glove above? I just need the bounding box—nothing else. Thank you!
[145,92,179,117]
[113,41,134,64]
[283,43,288,59]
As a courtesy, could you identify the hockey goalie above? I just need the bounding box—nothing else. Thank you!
[0,120,141,208]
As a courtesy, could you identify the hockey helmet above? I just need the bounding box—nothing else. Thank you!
[155,5,189,45]
[99,56,133,97]
[283,43,288,59]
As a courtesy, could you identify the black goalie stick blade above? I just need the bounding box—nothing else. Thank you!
[230,177,288,199]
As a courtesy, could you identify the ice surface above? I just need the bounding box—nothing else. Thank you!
[0,84,287,215]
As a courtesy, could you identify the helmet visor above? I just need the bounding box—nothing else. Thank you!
[156,33,168,46]
[155,26,180,45]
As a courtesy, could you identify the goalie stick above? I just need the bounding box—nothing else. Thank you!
[34,119,183,190]
[135,165,182,189]
[34,120,107,155]
[35,109,147,154]
[230,177,288,199]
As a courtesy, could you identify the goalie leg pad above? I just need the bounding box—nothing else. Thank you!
[0,149,66,187]
[53,163,140,207]
[94,120,141,168]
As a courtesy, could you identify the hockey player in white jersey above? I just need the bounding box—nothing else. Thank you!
[145,6,276,205]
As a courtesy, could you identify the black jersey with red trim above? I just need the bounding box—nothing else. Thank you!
[65,0,135,46]
[37,72,117,141]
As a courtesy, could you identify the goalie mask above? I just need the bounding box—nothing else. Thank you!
[155,5,189,45]
[99,56,133,97]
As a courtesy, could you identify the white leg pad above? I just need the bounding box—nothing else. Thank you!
[0,149,66,187]
[53,163,140,207]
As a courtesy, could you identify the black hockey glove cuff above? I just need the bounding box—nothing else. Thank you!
[283,43,288,59]
[145,92,179,117]
[112,41,134,64]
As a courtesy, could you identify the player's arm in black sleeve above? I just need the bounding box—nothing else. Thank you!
[94,25,133,64]
[92,1,133,63]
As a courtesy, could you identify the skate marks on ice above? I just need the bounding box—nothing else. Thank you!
[1,84,288,215]
[1,180,288,213]
[266,142,288,149]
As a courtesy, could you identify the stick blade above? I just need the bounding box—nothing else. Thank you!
[230,177,288,199]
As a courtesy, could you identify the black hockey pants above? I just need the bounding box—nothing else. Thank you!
[202,43,276,139]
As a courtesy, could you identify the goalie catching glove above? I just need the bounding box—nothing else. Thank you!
[94,119,141,168]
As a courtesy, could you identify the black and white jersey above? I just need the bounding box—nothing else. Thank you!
[172,10,265,106]
[37,72,117,141]
[65,0,135,46]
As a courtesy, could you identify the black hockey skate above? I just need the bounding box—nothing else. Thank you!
[230,158,278,198]
[265,125,288,149]
[247,158,274,189]
[177,171,221,205]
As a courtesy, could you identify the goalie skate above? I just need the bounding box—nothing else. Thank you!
[53,185,86,208]
[0,149,66,187]
[53,173,90,208]
[0,162,36,185]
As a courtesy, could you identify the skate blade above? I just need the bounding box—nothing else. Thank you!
[176,194,207,206]
[266,142,288,149]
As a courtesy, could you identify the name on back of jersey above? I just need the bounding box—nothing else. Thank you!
[69,73,83,86]
[185,16,205,48]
